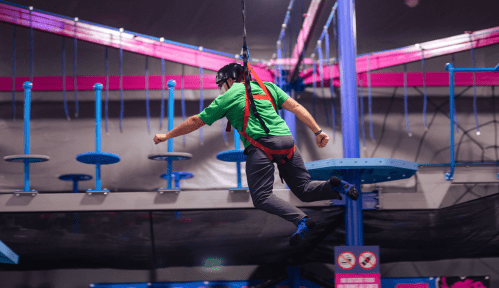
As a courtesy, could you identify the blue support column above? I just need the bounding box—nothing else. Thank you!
[234,129,242,188]
[445,63,455,181]
[23,82,32,192]
[166,80,176,190]
[94,83,103,191]
[285,90,297,139]
[338,0,363,246]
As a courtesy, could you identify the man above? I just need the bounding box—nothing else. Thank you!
[154,63,358,246]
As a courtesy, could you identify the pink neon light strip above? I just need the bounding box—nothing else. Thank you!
[0,75,218,91]
[302,26,499,84]
[288,0,325,81]
[1,72,497,92]
[0,3,273,81]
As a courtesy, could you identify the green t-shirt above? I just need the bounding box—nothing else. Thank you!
[198,81,291,148]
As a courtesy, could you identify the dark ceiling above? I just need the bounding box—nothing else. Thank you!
[5,0,499,62]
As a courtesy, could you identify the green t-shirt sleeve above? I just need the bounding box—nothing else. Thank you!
[266,82,290,109]
[198,89,237,126]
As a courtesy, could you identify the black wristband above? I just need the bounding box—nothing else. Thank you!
[314,129,322,136]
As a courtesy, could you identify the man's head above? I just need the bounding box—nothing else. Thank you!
[216,63,243,94]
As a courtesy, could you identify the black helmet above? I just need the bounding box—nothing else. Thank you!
[216,63,243,88]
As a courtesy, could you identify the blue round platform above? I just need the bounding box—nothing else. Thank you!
[4,155,50,163]
[148,152,192,161]
[76,152,121,165]
[59,174,93,182]
[216,149,246,162]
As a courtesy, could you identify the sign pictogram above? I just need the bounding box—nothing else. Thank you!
[337,251,356,270]
[358,251,377,269]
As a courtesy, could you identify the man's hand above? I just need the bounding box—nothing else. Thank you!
[154,134,167,145]
[316,132,329,148]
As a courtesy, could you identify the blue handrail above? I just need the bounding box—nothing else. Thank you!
[444,63,499,181]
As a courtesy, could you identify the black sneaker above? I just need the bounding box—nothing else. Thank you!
[290,217,316,246]
[329,176,359,201]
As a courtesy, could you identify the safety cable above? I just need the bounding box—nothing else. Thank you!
[241,0,269,134]
[105,47,109,133]
[62,38,70,120]
[119,29,124,132]
[469,34,480,135]
[199,65,204,143]
[181,65,187,147]
[11,26,16,120]
[145,56,151,134]
[403,64,412,137]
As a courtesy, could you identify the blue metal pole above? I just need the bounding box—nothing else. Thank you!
[285,90,297,139]
[167,80,176,190]
[445,63,455,181]
[234,129,242,188]
[23,81,32,192]
[73,180,78,193]
[338,0,363,246]
[94,83,103,191]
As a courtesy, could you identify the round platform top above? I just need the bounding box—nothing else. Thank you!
[76,152,121,165]
[59,174,93,182]
[148,152,192,161]
[161,171,194,180]
[216,149,246,162]
[4,155,50,163]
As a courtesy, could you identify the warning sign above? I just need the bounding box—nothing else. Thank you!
[359,251,377,270]
[337,251,356,270]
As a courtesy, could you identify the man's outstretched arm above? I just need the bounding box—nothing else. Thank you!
[281,97,329,148]
[154,115,206,144]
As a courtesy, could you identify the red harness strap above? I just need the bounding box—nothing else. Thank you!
[239,63,295,166]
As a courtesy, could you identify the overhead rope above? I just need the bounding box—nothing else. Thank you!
[367,54,374,140]
[105,47,109,134]
[316,43,330,125]
[331,11,339,142]
[11,26,16,120]
[119,28,124,132]
[73,18,79,117]
[451,53,459,133]
[469,33,480,135]
[403,64,412,137]
[359,74,366,148]
[160,38,166,130]
[181,65,187,146]
[62,38,70,120]
[145,56,151,134]
[29,7,33,83]
[241,0,270,134]
[421,47,428,130]
[312,59,317,118]
[199,63,204,144]
[301,0,306,72]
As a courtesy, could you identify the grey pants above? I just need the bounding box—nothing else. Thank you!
[245,135,342,226]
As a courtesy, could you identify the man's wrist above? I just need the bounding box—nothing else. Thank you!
[314,129,322,136]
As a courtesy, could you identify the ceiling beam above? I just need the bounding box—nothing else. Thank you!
[287,0,327,83]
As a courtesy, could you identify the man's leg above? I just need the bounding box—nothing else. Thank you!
[277,138,343,202]
[245,144,307,226]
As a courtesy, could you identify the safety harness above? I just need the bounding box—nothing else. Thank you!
[226,63,296,166]
[235,0,295,168]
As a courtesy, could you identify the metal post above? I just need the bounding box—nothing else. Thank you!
[167,80,176,190]
[23,82,32,192]
[234,129,242,188]
[338,0,363,246]
[446,63,455,181]
[284,90,297,139]
[94,83,103,191]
